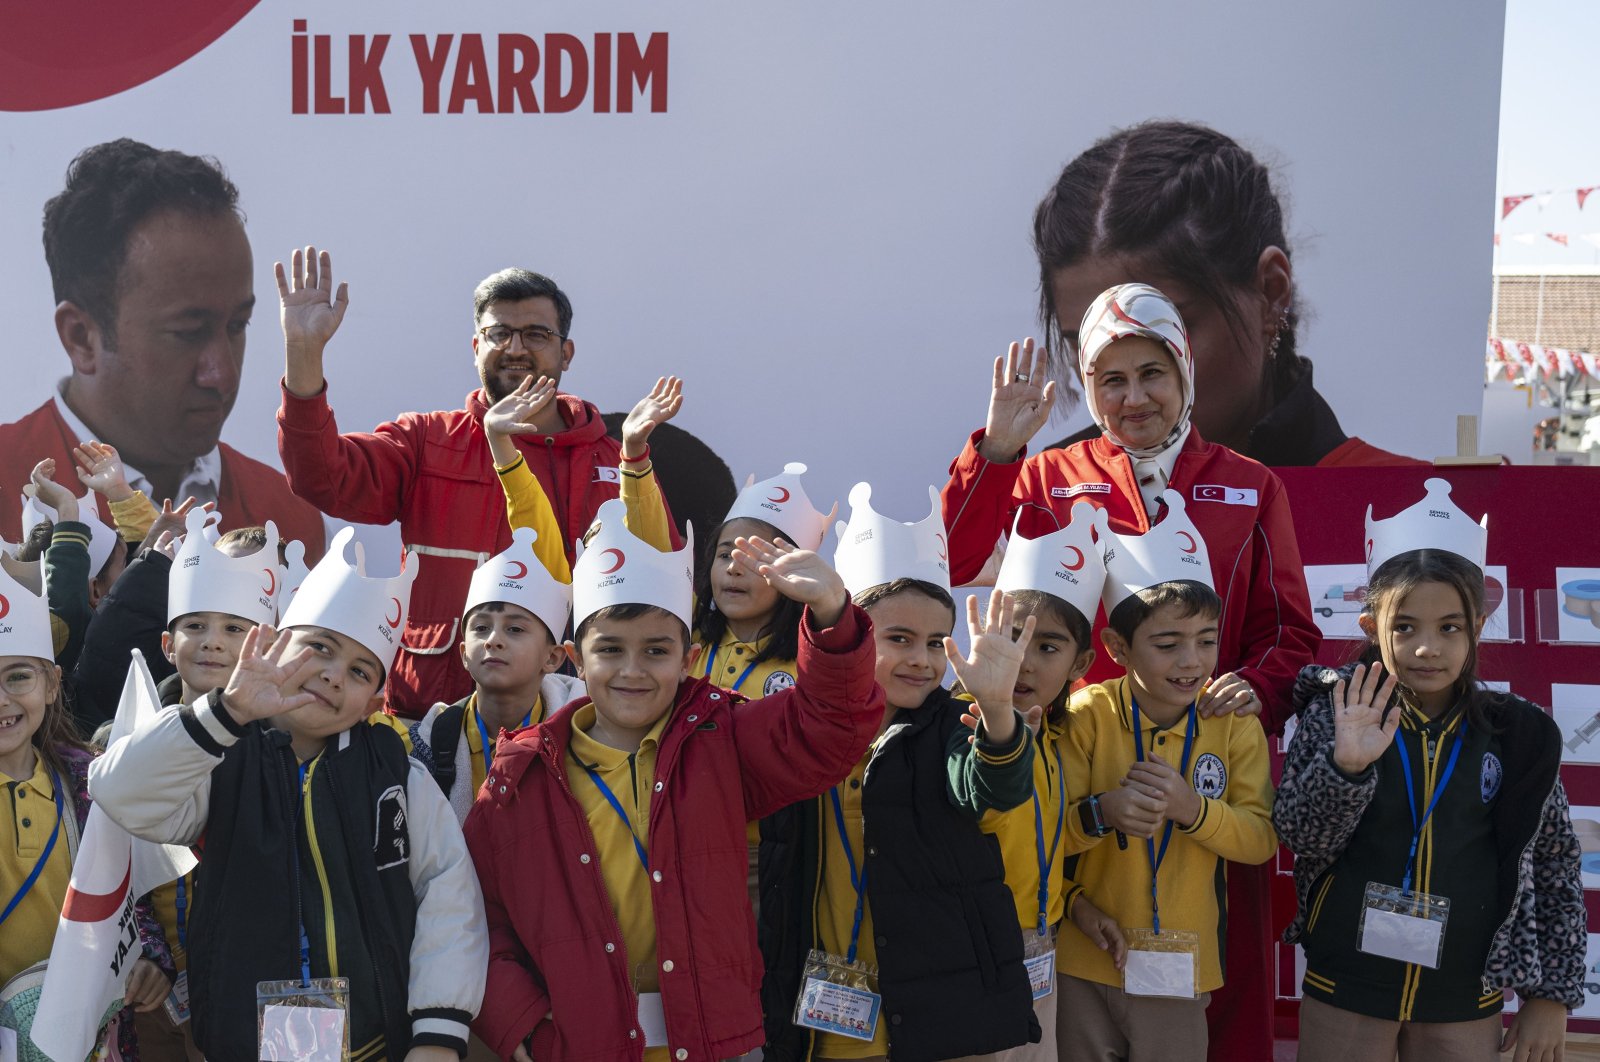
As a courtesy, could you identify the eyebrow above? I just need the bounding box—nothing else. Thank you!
[589,633,680,645]
[1392,612,1467,622]
[1147,627,1219,639]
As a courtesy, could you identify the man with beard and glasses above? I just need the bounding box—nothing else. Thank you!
[274,249,679,717]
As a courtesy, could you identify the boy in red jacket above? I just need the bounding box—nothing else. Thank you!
[463,500,884,1062]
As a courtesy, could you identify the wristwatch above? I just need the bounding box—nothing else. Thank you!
[1077,793,1111,838]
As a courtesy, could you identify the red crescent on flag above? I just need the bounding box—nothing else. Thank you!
[62,857,132,923]
[0,594,9,621]
[600,548,626,574]
[506,561,529,580]
[1176,531,1198,555]
[386,597,403,628]
[1061,546,1086,572]
[262,568,277,596]
[767,487,791,504]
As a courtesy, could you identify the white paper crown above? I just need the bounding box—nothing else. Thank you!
[279,527,418,674]
[168,508,280,627]
[995,501,1109,625]
[572,499,695,632]
[1365,477,1488,577]
[464,526,572,641]
[1101,489,1214,614]
[723,462,832,552]
[833,483,951,596]
[21,489,118,577]
[278,539,311,621]
[0,551,53,660]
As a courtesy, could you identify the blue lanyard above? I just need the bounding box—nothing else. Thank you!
[296,759,314,985]
[827,786,868,964]
[473,705,532,767]
[0,772,63,927]
[1130,698,1197,936]
[1393,719,1467,892]
[581,766,650,873]
[174,875,188,950]
[1031,742,1066,937]
[703,643,759,694]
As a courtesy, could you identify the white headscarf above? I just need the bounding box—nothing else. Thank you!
[1077,283,1195,459]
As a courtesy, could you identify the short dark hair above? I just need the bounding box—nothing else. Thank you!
[473,268,573,335]
[17,519,125,582]
[463,599,558,644]
[1107,580,1222,642]
[852,578,956,620]
[574,602,690,651]
[43,138,242,338]
[1008,588,1092,652]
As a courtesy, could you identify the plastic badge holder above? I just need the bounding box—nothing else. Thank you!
[1123,929,1199,999]
[1023,931,1056,1001]
[793,949,882,1042]
[162,971,190,1026]
[256,978,350,1062]
[1357,882,1449,969]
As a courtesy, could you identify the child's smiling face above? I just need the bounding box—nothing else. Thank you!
[572,609,698,748]
[0,656,56,780]
[864,589,953,711]
[164,610,252,700]
[273,626,385,748]
[1103,601,1218,718]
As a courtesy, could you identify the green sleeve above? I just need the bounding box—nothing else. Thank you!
[945,704,1036,817]
[45,520,94,671]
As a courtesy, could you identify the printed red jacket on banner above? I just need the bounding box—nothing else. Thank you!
[942,427,1319,729]
[276,384,681,718]
[463,604,883,1062]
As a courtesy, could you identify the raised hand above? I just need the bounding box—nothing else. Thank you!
[1197,671,1260,718]
[943,592,1033,746]
[621,376,683,461]
[483,375,557,437]
[977,338,1057,463]
[219,625,322,722]
[148,529,181,561]
[1126,751,1203,828]
[26,459,79,522]
[71,440,134,502]
[730,535,848,628]
[144,497,210,552]
[276,246,348,397]
[1331,662,1401,776]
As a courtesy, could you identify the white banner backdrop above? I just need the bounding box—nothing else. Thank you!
[0,0,1504,538]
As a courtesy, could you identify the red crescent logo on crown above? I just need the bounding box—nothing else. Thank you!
[506,561,529,580]
[262,568,277,596]
[386,597,403,628]
[768,487,791,504]
[0,594,9,621]
[935,532,947,561]
[600,548,626,575]
[61,856,132,923]
[1176,531,1198,555]
[1365,538,1374,562]
[1061,546,1086,572]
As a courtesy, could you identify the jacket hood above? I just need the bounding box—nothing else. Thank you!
[466,390,609,446]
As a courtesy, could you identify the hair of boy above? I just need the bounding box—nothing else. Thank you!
[1106,579,1223,643]
[573,602,691,653]
[16,518,124,582]
[464,599,557,645]
[1007,587,1093,678]
[691,517,804,666]
[472,268,573,335]
[43,138,243,341]
[1358,547,1495,733]
[851,577,956,619]
[215,525,267,554]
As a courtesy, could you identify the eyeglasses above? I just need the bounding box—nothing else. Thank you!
[477,324,565,352]
[1,665,43,698]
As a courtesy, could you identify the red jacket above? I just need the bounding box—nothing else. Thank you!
[0,397,326,559]
[276,383,680,717]
[463,604,883,1062]
[942,428,1319,729]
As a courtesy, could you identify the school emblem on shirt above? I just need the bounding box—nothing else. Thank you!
[1192,753,1227,799]
[373,785,410,870]
[763,671,796,697]
[1481,752,1503,803]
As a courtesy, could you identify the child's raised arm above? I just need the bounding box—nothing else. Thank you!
[943,592,1037,814]
[617,376,682,552]
[72,440,158,542]
[483,376,571,580]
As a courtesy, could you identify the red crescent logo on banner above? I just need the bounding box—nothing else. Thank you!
[0,594,9,621]
[386,598,403,628]
[1061,546,1086,572]
[600,549,626,574]
[0,1,263,112]
[505,561,529,580]
[767,487,791,504]
[1176,531,1198,555]
[262,568,277,596]
[62,857,132,923]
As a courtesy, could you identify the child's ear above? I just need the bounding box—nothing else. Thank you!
[1472,611,1487,640]
[1069,647,1097,684]
[563,640,583,679]
[161,630,176,666]
[366,692,385,717]
[1098,629,1128,667]
[540,642,566,676]
[1357,613,1377,640]
[682,641,703,678]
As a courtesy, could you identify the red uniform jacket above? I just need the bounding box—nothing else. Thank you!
[0,398,325,559]
[463,604,883,1062]
[942,428,1318,729]
[276,383,681,718]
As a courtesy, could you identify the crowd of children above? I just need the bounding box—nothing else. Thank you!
[0,269,1587,1062]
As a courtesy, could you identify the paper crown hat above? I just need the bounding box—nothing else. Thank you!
[0,551,53,660]
[833,483,951,596]
[1100,489,1214,614]
[1365,477,1488,577]
[279,527,418,674]
[463,526,572,641]
[722,462,832,552]
[995,501,1109,625]
[21,489,118,577]
[168,508,280,627]
[278,539,311,621]
[572,499,695,632]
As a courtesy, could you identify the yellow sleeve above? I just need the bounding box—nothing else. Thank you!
[1059,698,1107,856]
[366,710,414,754]
[108,491,158,542]
[495,455,572,582]
[619,461,674,553]
[1177,717,1277,865]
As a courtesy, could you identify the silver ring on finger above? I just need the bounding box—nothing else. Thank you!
[1014,372,1030,383]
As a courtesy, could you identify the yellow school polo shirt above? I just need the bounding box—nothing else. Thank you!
[691,631,797,700]
[1,755,72,984]
[980,712,1071,936]
[813,753,887,1059]
[565,703,673,1062]
[464,696,543,795]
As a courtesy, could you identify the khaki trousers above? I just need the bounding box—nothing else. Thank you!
[1055,974,1209,1062]
[1295,995,1502,1062]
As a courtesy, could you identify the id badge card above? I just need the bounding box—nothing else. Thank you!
[163,970,191,1025]
[636,993,667,1048]
[792,949,882,1042]
[1357,882,1450,969]
[1023,931,1056,1001]
[1123,929,1199,999]
[256,978,350,1062]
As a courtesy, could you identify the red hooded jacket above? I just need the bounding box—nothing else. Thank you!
[463,604,883,1062]
[276,383,681,717]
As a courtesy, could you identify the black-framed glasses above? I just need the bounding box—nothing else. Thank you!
[477,324,565,352]
[1,664,43,698]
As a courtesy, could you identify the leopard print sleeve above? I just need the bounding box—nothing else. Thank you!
[1274,666,1379,862]
[1520,779,1586,1009]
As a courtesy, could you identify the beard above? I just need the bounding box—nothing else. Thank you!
[481,364,554,404]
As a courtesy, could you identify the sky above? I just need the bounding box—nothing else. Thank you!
[1494,0,1600,270]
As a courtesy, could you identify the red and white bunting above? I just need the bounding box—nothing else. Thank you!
[1486,337,1600,384]
[1502,194,1534,219]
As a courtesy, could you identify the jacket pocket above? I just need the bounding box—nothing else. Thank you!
[400,616,459,657]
